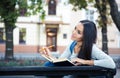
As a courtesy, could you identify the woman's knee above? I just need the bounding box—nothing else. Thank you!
[43,61,55,67]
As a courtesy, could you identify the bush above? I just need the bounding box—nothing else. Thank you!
[0,59,45,66]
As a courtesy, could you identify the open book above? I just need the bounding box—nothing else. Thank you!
[41,54,75,66]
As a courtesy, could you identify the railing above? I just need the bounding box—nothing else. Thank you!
[0,66,116,78]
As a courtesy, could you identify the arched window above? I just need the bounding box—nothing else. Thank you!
[48,0,56,15]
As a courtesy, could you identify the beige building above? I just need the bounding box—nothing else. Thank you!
[0,0,120,54]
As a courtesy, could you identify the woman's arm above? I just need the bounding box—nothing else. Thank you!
[71,44,116,69]
[71,58,94,66]
[92,44,116,69]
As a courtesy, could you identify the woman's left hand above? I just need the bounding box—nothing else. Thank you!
[71,58,86,66]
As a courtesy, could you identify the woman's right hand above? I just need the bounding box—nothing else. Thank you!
[39,47,51,56]
[39,46,57,61]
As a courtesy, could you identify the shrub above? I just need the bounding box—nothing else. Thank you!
[0,59,45,66]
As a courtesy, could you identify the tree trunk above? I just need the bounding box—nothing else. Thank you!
[108,0,120,31]
[101,0,108,54]
[102,25,108,54]
[4,22,14,60]
[2,0,17,60]
[95,0,108,54]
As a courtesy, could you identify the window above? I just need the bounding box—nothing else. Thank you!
[19,28,26,44]
[19,8,27,16]
[0,28,5,43]
[19,0,27,16]
[48,0,56,15]
[63,33,67,39]
[86,10,94,21]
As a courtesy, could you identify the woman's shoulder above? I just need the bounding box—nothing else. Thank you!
[92,44,105,55]
[91,44,110,58]
[92,44,98,50]
[92,44,101,51]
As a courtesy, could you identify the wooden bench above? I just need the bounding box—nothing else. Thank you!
[0,66,116,78]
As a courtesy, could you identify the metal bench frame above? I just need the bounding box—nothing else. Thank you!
[0,66,116,78]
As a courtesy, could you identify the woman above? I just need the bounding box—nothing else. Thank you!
[42,20,116,78]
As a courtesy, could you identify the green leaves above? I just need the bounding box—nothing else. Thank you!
[0,0,45,21]
[69,0,88,11]
[27,0,44,16]
[0,0,18,27]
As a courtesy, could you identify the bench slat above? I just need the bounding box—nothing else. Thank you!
[0,66,116,78]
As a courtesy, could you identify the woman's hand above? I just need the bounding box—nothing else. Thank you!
[71,58,94,66]
[39,47,51,56]
[71,58,86,66]
[39,46,57,61]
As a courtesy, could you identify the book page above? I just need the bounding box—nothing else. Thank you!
[41,54,67,62]
[41,54,55,62]
[52,58,68,62]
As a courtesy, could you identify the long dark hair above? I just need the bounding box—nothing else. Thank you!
[77,20,97,60]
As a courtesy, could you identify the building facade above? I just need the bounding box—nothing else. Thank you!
[0,0,120,54]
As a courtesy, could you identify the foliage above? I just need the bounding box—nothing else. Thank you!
[21,0,45,20]
[0,58,45,66]
[0,0,45,24]
[0,0,18,28]
[69,0,88,11]
[94,0,112,27]
[69,0,112,27]
[0,0,45,28]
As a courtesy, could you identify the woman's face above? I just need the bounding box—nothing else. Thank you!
[71,23,84,42]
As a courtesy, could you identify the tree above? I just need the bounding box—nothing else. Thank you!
[95,0,108,54]
[0,0,45,60]
[108,0,120,31]
[0,0,17,60]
